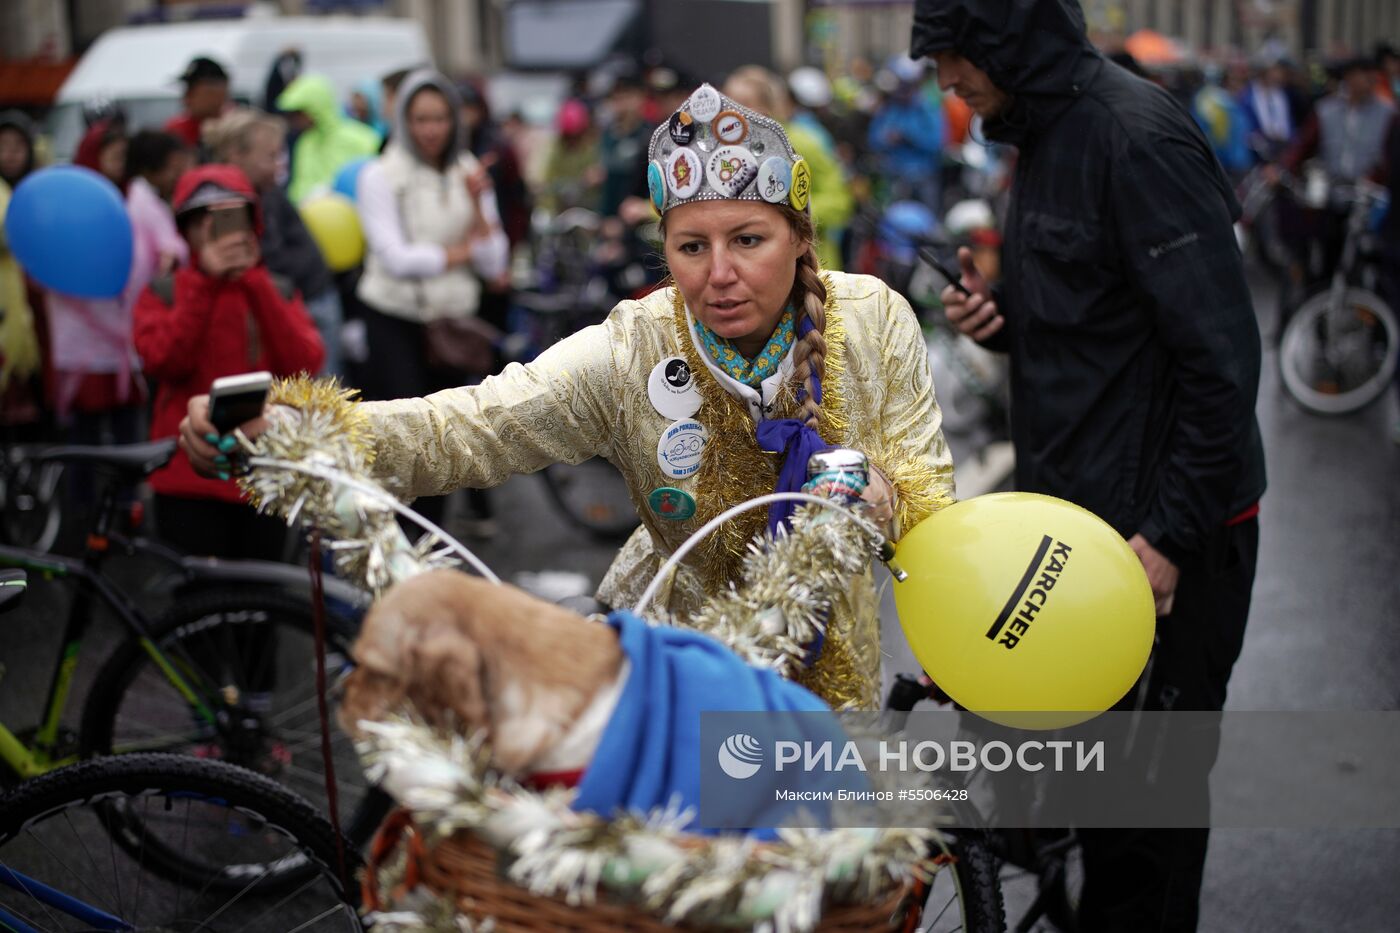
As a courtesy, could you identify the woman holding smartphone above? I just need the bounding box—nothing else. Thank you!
[132,163,324,560]
[354,68,510,534]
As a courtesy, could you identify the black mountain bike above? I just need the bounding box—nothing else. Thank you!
[0,569,361,928]
[0,440,390,887]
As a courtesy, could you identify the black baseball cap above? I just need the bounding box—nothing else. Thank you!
[179,56,230,86]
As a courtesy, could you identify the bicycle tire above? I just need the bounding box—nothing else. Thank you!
[79,586,391,888]
[922,831,1007,932]
[0,457,63,553]
[1279,286,1399,415]
[0,752,361,930]
[540,458,640,542]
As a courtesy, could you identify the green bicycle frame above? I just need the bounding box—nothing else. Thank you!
[0,545,217,779]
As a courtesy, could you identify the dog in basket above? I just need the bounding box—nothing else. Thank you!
[341,568,851,831]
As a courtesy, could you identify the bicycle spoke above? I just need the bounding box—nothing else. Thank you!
[0,865,68,932]
[189,849,282,933]
[178,792,191,922]
[130,795,147,930]
[55,810,119,915]
[109,727,204,754]
[230,874,335,933]
[927,886,958,928]
[264,693,328,727]
[284,901,348,933]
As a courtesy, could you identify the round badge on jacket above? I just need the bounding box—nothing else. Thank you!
[656,419,709,479]
[648,486,696,521]
[648,356,702,419]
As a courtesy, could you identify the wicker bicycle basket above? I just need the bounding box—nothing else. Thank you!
[364,809,927,932]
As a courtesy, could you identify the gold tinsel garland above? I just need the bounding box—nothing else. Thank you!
[238,374,460,593]
[680,503,883,691]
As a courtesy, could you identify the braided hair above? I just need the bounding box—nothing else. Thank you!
[780,206,827,429]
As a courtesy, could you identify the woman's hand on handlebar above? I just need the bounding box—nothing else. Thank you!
[179,395,271,480]
[860,466,896,530]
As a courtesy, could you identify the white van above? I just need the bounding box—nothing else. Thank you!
[49,15,431,159]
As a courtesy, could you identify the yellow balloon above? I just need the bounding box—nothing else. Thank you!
[299,193,365,272]
[893,493,1154,729]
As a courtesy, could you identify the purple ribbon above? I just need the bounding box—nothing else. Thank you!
[756,419,829,536]
[755,313,827,536]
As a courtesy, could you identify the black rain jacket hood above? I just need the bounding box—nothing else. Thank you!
[911,0,1103,142]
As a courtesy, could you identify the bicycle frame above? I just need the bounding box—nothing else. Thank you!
[0,482,216,779]
[1324,185,1380,312]
[0,865,133,931]
[0,473,370,779]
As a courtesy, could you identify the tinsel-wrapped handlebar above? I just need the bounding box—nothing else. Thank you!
[240,376,897,681]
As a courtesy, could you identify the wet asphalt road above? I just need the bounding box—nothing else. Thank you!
[1,271,1395,930]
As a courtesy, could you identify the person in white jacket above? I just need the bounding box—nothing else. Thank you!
[355,68,510,532]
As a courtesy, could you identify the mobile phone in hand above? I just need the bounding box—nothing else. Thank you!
[918,247,973,297]
[208,204,251,242]
[208,371,272,435]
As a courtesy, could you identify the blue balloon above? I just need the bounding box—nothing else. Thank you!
[332,157,372,201]
[3,166,133,299]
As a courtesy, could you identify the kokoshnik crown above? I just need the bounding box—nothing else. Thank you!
[646,83,811,216]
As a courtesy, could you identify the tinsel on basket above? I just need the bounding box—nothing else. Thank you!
[357,717,939,933]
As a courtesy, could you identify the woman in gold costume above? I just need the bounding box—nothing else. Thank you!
[181,84,955,709]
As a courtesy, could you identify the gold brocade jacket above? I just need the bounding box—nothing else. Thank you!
[360,271,956,708]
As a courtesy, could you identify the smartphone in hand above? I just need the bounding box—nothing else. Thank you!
[918,247,973,297]
[208,371,273,436]
[207,204,252,241]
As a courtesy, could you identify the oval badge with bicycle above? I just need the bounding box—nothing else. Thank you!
[656,419,709,479]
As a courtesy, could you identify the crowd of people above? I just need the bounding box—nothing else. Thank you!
[3,35,1394,486]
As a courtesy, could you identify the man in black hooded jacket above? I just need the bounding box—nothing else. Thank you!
[912,1,1266,930]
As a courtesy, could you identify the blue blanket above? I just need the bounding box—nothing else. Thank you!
[573,610,845,834]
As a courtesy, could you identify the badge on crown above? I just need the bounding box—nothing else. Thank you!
[646,83,810,216]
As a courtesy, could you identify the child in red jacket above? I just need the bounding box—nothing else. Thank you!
[134,164,324,559]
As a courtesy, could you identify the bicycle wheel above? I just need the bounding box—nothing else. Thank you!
[80,587,391,887]
[0,753,360,931]
[992,828,1082,933]
[921,831,1007,932]
[1279,286,1400,415]
[540,458,639,542]
[0,454,62,553]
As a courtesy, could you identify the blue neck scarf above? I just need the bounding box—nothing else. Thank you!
[693,307,796,389]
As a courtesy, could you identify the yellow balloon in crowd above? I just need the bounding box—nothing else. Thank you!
[299,193,365,272]
[893,492,1154,729]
